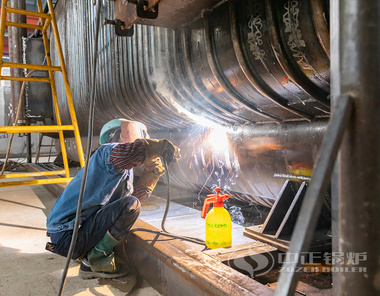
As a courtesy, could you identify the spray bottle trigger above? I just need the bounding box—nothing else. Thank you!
[201,197,216,219]
[201,188,230,219]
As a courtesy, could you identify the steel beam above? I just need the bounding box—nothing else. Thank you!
[332,0,380,295]
[116,219,274,296]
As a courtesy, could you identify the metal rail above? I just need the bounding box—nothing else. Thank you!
[0,75,51,82]
[0,125,75,133]
[1,61,61,71]
[0,178,73,188]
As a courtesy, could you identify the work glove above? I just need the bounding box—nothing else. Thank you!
[137,138,181,164]
[137,157,166,191]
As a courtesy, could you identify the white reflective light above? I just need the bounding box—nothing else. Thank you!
[209,126,229,153]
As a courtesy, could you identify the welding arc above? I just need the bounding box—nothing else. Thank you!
[56,1,102,296]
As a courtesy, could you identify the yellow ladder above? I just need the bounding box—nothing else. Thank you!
[0,0,85,187]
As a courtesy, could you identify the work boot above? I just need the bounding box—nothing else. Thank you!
[79,258,130,279]
[78,231,129,279]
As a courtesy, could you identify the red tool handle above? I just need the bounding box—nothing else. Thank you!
[201,196,217,218]
[201,188,230,219]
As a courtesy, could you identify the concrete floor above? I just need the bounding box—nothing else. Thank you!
[0,177,333,296]
[140,195,253,252]
[0,171,254,296]
[0,184,160,296]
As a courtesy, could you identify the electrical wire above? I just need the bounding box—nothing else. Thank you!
[55,2,204,291]
[125,157,206,246]
[196,153,216,203]
[161,158,172,232]
[121,158,206,295]
[56,1,102,295]
[160,157,206,245]
[124,157,206,246]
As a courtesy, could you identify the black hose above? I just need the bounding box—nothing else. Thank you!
[160,157,206,245]
[56,2,102,295]
[161,157,172,233]
[127,158,206,246]
[129,228,206,245]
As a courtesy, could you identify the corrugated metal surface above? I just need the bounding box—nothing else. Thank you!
[154,121,326,207]
[50,0,330,205]
[52,0,330,132]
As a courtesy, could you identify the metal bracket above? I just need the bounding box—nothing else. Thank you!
[104,18,134,37]
[137,0,158,19]
[115,19,134,36]
[128,0,159,19]
[244,181,331,252]
[274,95,353,296]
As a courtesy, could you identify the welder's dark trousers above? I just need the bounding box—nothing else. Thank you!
[49,196,141,259]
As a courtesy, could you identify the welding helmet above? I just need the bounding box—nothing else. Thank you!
[99,118,149,145]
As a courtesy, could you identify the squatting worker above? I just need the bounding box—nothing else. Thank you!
[46,118,180,279]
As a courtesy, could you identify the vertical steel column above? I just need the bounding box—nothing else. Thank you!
[333,0,380,295]
[330,1,341,294]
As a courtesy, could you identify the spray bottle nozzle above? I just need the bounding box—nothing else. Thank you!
[201,187,230,219]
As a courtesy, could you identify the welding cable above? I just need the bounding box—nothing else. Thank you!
[160,157,206,244]
[160,156,172,233]
[56,2,102,296]
[1,70,38,175]
[122,157,206,245]
[123,158,207,248]
[120,159,208,295]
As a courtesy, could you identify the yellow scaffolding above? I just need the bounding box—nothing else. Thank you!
[0,0,85,187]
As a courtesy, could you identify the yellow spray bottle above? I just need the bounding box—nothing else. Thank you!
[201,188,232,249]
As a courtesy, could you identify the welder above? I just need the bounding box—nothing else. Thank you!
[46,118,180,279]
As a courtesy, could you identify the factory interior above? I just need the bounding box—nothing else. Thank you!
[0,0,379,295]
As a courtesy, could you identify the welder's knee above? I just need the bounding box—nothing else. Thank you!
[108,196,141,240]
[120,195,141,218]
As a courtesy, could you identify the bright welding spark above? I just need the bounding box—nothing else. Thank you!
[173,102,220,128]
[173,101,230,151]
[209,126,229,153]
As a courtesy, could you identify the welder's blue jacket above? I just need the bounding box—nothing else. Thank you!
[46,141,146,234]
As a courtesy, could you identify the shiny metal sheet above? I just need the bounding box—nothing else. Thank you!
[50,0,331,205]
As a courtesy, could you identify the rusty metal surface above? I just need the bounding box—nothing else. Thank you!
[114,0,159,29]
[50,0,330,205]
[115,219,274,296]
[115,0,223,29]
